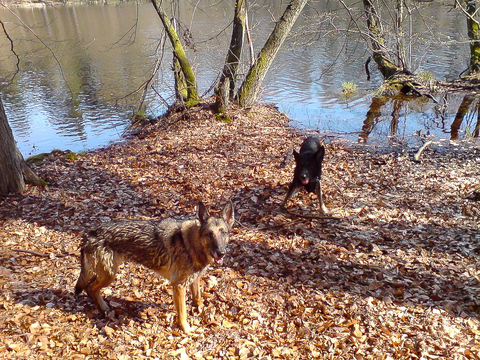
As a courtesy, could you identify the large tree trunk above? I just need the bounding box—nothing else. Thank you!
[363,0,401,79]
[236,0,307,107]
[151,0,200,106]
[0,98,24,195]
[214,0,246,113]
[465,0,480,74]
[0,98,46,196]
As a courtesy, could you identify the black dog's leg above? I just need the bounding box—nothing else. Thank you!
[282,182,299,207]
[315,181,328,214]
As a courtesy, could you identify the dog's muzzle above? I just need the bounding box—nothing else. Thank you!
[212,249,226,264]
[300,174,310,185]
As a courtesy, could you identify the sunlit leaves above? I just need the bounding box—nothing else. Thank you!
[0,100,479,359]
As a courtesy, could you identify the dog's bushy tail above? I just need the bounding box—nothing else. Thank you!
[75,246,87,295]
[75,230,99,295]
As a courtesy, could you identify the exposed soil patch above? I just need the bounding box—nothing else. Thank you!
[1,100,479,359]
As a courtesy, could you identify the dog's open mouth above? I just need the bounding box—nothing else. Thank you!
[211,251,225,265]
[301,178,310,185]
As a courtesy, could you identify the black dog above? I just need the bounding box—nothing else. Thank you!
[281,136,328,213]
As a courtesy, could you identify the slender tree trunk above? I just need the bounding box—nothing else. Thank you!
[465,0,480,73]
[151,0,200,106]
[0,98,45,196]
[214,0,246,113]
[236,0,307,107]
[363,0,401,78]
[395,0,406,70]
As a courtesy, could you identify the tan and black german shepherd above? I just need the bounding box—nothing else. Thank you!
[75,201,234,332]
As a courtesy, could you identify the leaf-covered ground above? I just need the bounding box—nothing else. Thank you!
[1,101,479,359]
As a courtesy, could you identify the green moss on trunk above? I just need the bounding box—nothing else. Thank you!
[151,0,199,106]
[236,0,307,107]
[466,0,480,73]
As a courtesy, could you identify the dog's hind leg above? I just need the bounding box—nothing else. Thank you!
[85,251,118,313]
[173,284,191,333]
[86,271,114,313]
[190,277,202,309]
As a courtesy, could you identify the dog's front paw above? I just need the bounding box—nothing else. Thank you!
[180,321,192,333]
[192,301,203,314]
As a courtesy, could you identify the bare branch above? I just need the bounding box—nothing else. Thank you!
[1,4,73,100]
[245,9,255,68]
[105,1,139,50]
[455,0,480,25]
[0,19,20,88]
[115,35,168,108]
[13,248,49,258]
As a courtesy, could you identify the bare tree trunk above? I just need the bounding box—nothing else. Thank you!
[465,0,480,73]
[236,0,307,107]
[151,0,200,106]
[0,98,24,195]
[395,0,406,70]
[214,0,246,113]
[0,98,45,196]
[363,0,401,79]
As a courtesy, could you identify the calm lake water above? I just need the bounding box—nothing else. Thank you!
[0,0,477,156]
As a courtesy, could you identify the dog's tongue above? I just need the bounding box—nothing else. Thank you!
[301,179,310,185]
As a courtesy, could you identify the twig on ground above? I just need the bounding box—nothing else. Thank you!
[413,140,433,162]
[13,248,50,258]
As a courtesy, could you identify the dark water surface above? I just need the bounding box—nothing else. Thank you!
[0,0,477,156]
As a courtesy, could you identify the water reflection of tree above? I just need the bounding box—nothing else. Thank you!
[359,96,387,143]
[451,94,480,140]
[359,97,402,143]
[360,94,480,143]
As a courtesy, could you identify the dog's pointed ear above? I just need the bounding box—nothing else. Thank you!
[316,145,325,163]
[293,150,300,162]
[197,202,209,224]
[222,201,235,229]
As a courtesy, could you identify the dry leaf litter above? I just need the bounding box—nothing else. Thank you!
[0,101,479,359]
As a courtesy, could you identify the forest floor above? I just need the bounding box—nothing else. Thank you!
[1,100,480,359]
